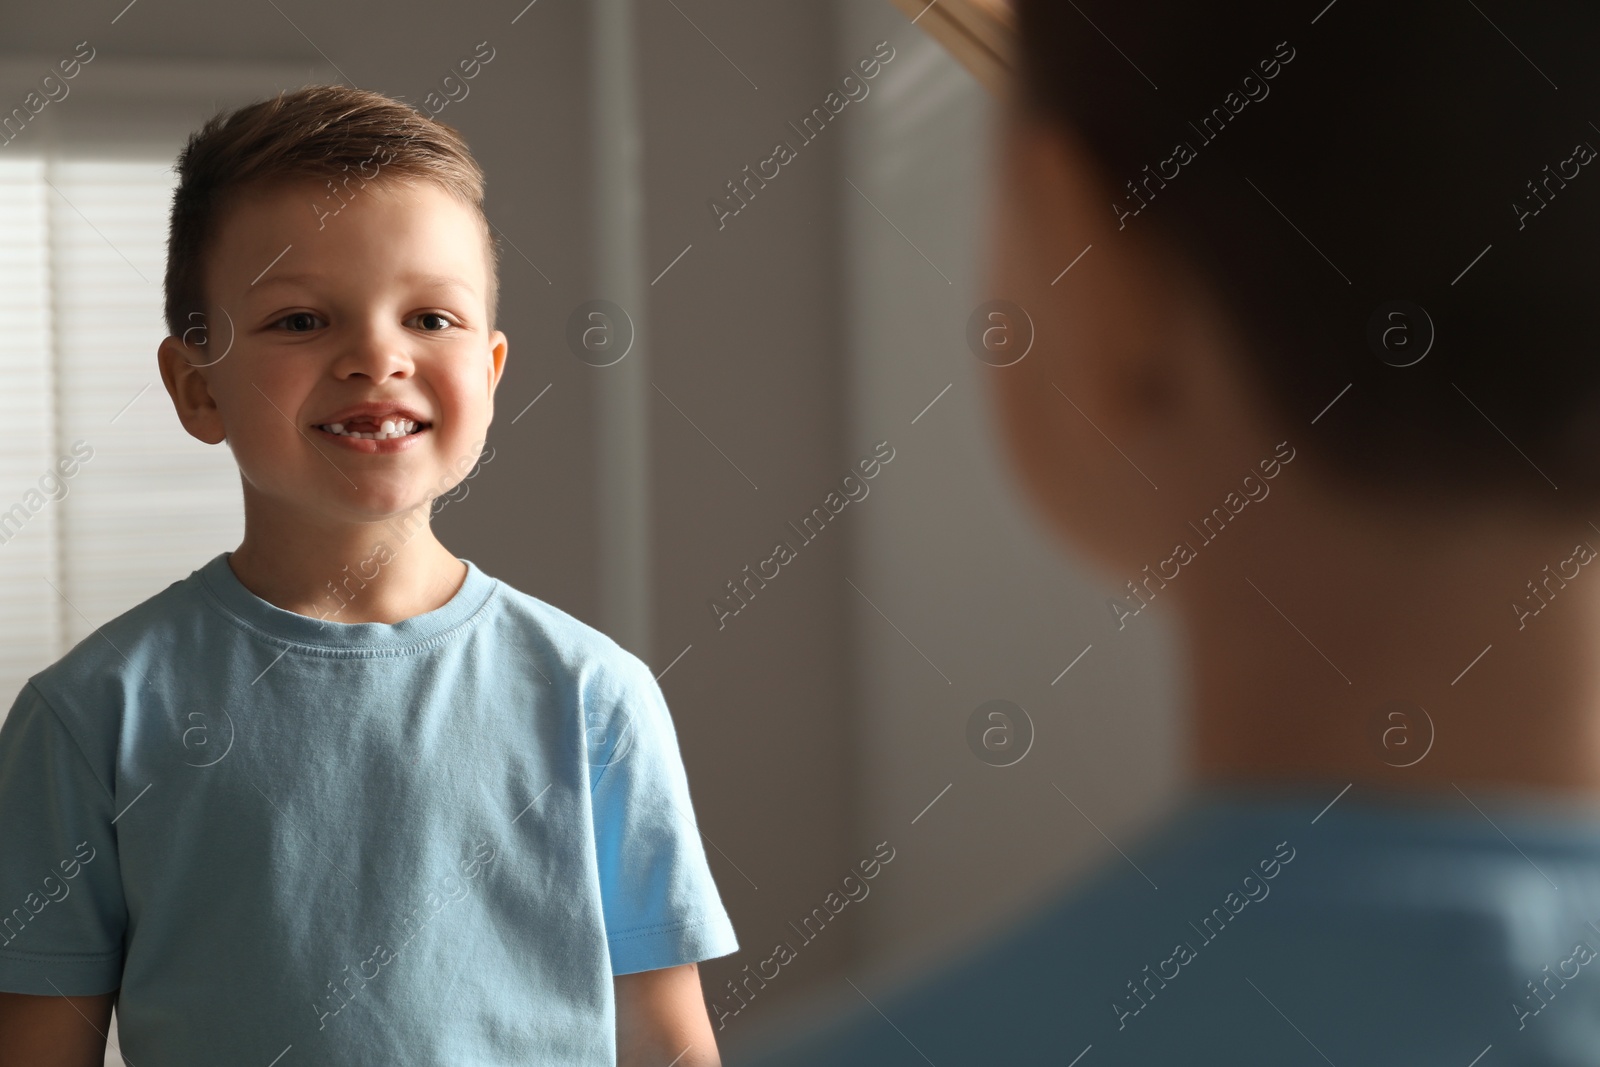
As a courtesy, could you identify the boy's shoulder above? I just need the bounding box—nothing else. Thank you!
[480,571,659,701]
[27,567,207,703]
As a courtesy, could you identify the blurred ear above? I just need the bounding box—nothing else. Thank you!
[986,112,1187,461]
[157,333,228,445]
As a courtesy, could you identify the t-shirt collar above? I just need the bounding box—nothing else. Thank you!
[197,550,496,653]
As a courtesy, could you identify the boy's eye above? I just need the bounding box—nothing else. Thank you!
[412,312,455,332]
[273,312,324,332]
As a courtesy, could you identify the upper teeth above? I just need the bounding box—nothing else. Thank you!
[323,419,420,440]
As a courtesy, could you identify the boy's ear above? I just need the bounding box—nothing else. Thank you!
[486,330,508,398]
[993,114,1188,438]
[156,334,227,445]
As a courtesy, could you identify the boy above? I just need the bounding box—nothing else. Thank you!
[0,84,736,1065]
[741,0,1600,1063]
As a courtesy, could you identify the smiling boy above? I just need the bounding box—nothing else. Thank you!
[0,85,737,1065]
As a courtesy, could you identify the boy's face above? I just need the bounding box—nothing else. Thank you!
[159,177,507,528]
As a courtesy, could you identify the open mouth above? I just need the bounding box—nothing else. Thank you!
[313,418,432,441]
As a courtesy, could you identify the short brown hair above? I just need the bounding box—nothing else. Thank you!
[164,83,499,340]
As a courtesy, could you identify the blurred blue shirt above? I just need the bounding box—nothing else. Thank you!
[738,786,1600,1066]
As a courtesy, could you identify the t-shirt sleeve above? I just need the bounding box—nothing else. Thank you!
[589,655,739,975]
[0,683,125,995]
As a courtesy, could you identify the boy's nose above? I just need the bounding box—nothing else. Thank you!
[334,330,416,380]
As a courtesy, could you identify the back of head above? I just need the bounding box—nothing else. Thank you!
[164,83,498,344]
[1013,0,1600,518]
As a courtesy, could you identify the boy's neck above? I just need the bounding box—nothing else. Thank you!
[228,503,467,625]
[1182,494,1600,805]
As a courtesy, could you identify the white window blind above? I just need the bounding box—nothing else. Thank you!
[0,155,61,699]
[0,147,246,713]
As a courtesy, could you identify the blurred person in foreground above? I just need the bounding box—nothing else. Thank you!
[741,1,1600,1063]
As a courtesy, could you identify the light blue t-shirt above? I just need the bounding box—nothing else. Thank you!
[0,552,738,1064]
[738,786,1600,1066]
